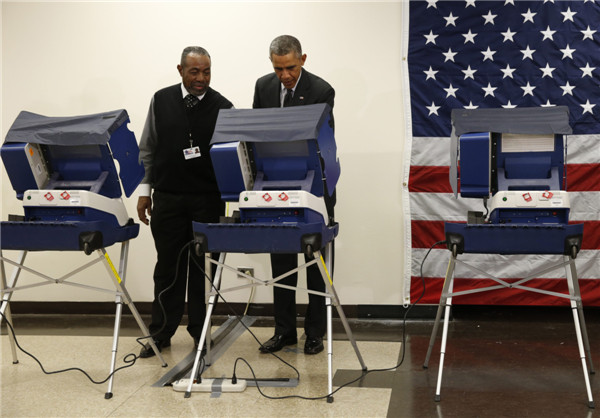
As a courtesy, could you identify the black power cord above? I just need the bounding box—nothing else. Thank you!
[0,241,193,385]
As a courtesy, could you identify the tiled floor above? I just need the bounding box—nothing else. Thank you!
[1,306,599,417]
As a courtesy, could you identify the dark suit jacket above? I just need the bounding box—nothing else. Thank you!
[252,69,335,116]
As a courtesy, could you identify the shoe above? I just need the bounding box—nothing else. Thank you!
[304,336,324,355]
[139,338,170,358]
[259,334,297,353]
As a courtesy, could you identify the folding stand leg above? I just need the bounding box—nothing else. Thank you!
[0,250,27,364]
[424,256,456,369]
[104,242,131,399]
[434,254,456,402]
[565,256,595,374]
[564,255,595,408]
[184,252,226,398]
[314,246,367,403]
[98,248,168,374]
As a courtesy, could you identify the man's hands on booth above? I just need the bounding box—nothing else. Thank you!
[137,196,152,225]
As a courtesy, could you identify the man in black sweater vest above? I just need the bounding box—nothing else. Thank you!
[137,46,233,357]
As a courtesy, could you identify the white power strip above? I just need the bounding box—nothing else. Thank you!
[172,378,247,393]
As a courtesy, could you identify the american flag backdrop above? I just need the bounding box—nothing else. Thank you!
[405,0,600,306]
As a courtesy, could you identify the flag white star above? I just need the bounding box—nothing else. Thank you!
[424,66,438,80]
[581,26,596,41]
[463,29,477,44]
[465,0,476,8]
[521,82,536,96]
[520,45,535,60]
[427,102,441,116]
[443,48,458,62]
[424,30,439,45]
[541,100,556,107]
[481,47,496,62]
[504,0,515,5]
[482,83,497,97]
[482,10,497,25]
[580,63,596,78]
[540,26,556,41]
[540,63,555,78]
[501,64,516,79]
[561,7,577,22]
[502,101,517,109]
[501,28,516,42]
[426,0,438,9]
[522,9,536,24]
[444,84,459,98]
[462,65,477,80]
[543,0,555,3]
[444,12,458,27]
[464,101,479,109]
[560,81,575,96]
[580,100,595,115]
[560,44,576,60]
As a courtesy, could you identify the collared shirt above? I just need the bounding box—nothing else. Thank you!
[280,70,302,107]
[181,83,206,101]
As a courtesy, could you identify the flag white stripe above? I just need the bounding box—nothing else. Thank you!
[410,192,600,222]
[412,135,600,166]
[412,249,600,280]
[567,135,600,165]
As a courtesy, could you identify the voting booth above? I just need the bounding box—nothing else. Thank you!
[423,107,594,407]
[175,104,366,401]
[0,109,166,398]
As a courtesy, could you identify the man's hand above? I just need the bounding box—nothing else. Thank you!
[137,196,152,225]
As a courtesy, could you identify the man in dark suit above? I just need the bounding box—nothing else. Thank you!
[253,35,335,355]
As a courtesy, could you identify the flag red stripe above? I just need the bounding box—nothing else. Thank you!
[411,277,600,306]
[409,166,452,193]
[566,164,600,192]
[409,164,599,193]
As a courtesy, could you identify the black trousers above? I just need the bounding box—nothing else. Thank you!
[270,240,334,339]
[149,190,223,341]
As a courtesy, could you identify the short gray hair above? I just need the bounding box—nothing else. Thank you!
[269,35,302,59]
[180,46,211,67]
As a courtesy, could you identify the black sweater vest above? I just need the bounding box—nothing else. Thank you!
[152,85,232,194]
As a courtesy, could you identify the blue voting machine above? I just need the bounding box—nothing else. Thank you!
[0,109,166,398]
[423,107,594,408]
[174,104,366,400]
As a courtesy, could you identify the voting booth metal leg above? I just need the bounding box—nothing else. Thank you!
[0,246,166,396]
[565,256,595,375]
[564,256,595,408]
[315,246,367,403]
[102,242,129,399]
[184,252,226,398]
[181,244,366,400]
[0,249,24,364]
[98,246,168,393]
[423,256,456,370]
[425,253,595,407]
[433,255,456,402]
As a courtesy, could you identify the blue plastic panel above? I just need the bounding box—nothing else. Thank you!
[192,221,338,254]
[0,221,139,251]
[459,132,490,198]
[445,222,583,255]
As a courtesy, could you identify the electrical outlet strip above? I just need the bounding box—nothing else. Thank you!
[172,378,247,393]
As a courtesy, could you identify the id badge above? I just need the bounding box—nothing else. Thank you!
[183,146,201,160]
